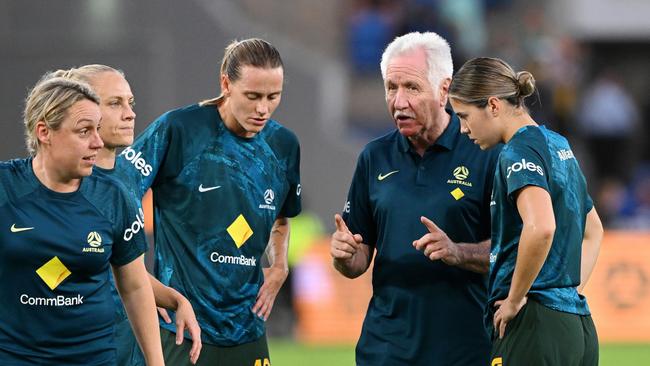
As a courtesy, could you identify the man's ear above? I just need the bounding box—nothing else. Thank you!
[440,78,451,107]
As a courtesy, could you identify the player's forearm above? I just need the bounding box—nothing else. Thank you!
[267,217,290,273]
[114,261,164,366]
[578,208,603,293]
[508,223,555,302]
[455,240,491,274]
[122,286,164,366]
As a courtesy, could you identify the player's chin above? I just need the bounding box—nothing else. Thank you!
[244,123,265,136]
[478,140,497,150]
[117,135,134,147]
[78,165,94,177]
[120,131,135,142]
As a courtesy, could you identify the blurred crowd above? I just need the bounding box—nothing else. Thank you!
[345,0,649,230]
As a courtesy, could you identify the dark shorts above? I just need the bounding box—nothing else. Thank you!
[161,328,270,366]
[490,299,598,366]
[114,318,145,366]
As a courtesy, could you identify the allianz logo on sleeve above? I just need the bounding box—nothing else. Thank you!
[506,158,544,179]
[557,149,575,161]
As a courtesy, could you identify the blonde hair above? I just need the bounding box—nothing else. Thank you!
[23,75,99,155]
[449,57,535,108]
[200,38,283,106]
[380,31,453,90]
[48,64,124,86]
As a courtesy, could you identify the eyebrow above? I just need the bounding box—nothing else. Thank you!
[74,118,100,127]
[107,95,134,101]
[244,90,282,95]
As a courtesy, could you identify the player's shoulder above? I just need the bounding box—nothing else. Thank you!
[0,157,30,174]
[0,158,33,203]
[0,157,35,188]
[146,103,215,136]
[264,120,299,143]
[91,168,133,194]
[262,120,301,155]
[81,174,133,209]
[163,103,211,120]
[503,126,543,154]
[538,125,571,150]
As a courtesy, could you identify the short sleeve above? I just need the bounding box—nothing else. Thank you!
[585,194,594,213]
[342,150,376,248]
[479,145,502,239]
[110,186,148,266]
[115,112,174,199]
[500,143,550,201]
[279,134,302,218]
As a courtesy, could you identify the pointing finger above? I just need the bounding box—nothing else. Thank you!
[420,216,442,234]
[335,214,351,234]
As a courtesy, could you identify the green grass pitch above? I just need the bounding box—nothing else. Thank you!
[268,340,650,365]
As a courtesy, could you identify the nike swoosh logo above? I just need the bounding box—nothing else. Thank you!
[377,170,399,181]
[198,184,221,193]
[11,224,34,233]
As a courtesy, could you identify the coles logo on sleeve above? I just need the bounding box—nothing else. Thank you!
[123,208,145,241]
[506,158,544,179]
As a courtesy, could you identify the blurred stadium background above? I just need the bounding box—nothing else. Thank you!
[2,0,649,364]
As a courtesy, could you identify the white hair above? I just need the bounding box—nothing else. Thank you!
[380,32,453,90]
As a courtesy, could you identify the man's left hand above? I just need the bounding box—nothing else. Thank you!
[252,266,288,321]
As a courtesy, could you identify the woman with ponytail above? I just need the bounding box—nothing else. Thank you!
[449,57,603,366]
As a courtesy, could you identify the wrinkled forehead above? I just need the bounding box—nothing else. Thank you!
[64,99,102,126]
[386,48,428,73]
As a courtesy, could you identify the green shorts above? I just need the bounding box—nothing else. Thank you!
[114,318,145,366]
[490,299,598,366]
[161,328,270,366]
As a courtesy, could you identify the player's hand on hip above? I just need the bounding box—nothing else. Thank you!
[493,296,527,339]
[330,214,363,260]
[174,297,202,364]
[252,266,288,322]
[413,216,461,265]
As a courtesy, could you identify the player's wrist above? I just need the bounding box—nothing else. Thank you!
[270,264,289,277]
[170,291,189,311]
[333,256,362,278]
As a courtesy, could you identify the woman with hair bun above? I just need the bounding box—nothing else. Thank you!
[449,57,603,366]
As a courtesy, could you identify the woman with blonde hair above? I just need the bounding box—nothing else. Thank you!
[57,64,202,365]
[0,75,163,365]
